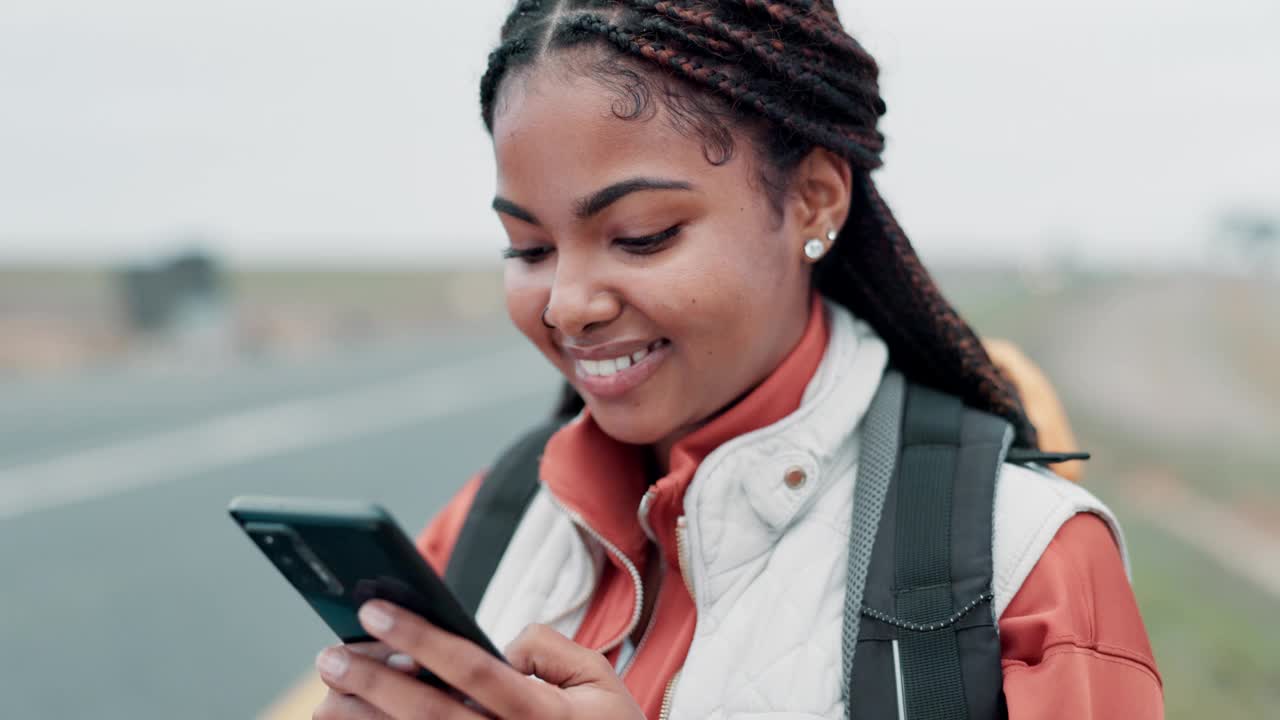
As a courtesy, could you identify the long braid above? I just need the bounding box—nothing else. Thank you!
[480,0,1039,447]
[732,0,879,70]
[563,14,886,168]
[634,0,883,122]
[630,3,880,126]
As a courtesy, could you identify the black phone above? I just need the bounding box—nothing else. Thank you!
[228,495,504,689]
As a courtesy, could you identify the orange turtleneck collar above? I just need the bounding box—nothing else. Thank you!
[539,291,830,584]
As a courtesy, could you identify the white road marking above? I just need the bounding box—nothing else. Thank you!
[0,348,551,520]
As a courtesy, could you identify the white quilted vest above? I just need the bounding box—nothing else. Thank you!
[475,301,1126,720]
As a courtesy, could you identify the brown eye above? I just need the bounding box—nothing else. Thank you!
[614,225,682,255]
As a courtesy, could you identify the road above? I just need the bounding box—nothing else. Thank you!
[0,328,558,719]
[1036,275,1279,450]
[3,274,1275,718]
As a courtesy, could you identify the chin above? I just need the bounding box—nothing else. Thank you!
[588,405,672,447]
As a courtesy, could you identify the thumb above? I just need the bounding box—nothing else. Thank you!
[505,624,618,689]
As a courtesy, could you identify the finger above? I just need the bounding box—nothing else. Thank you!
[317,646,389,693]
[358,601,560,719]
[506,624,618,689]
[312,688,393,720]
[317,646,486,720]
[385,653,419,674]
[345,642,390,659]
[325,643,420,675]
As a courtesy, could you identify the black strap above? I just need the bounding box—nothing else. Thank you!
[1005,448,1090,465]
[894,384,970,720]
[443,419,562,615]
[849,377,1008,720]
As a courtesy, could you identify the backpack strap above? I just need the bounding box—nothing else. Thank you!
[846,377,1013,720]
[1004,448,1090,465]
[841,371,905,704]
[443,419,563,615]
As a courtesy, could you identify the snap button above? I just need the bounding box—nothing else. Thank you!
[784,466,807,489]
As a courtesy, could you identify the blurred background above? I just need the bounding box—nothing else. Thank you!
[0,1,1276,717]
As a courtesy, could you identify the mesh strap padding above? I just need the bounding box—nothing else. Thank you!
[842,371,905,716]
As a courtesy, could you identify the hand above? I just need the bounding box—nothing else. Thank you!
[312,600,645,719]
[312,642,422,720]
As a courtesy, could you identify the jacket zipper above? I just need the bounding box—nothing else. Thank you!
[546,495,645,654]
[674,516,694,598]
[617,555,666,678]
[666,517,691,719]
[566,488,691,711]
[639,487,695,601]
[658,670,682,720]
[638,488,659,543]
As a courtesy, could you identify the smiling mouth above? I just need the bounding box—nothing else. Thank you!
[570,338,672,400]
[577,338,671,377]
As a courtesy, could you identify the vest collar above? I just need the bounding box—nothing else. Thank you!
[687,299,891,537]
[538,293,830,569]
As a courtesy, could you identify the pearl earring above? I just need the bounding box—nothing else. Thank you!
[803,229,838,262]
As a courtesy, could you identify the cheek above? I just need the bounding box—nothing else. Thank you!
[689,238,798,361]
[671,226,793,324]
[630,255,751,369]
[503,267,552,348]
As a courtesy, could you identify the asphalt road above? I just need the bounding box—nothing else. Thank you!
[1037,276,1280,450]
[0,328,559,719]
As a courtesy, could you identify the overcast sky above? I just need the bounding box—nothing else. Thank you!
[1,0,1276,266]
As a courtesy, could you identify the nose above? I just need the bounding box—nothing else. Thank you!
[544,253,621,337]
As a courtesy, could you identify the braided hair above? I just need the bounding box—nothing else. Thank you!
[480,0,1039,448]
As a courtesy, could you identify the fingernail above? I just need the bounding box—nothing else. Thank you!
[359,603,394,633]
[387,653,416,671]
[317,648,349,678]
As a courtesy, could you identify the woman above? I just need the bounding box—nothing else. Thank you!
[310,1,1162,718]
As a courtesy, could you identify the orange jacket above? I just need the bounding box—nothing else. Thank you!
[417,301,1162,719]
[264,307,1161,719]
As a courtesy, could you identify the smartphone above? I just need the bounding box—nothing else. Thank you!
[228,495,505,688]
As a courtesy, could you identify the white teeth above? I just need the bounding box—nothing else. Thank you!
[579,348,653,378]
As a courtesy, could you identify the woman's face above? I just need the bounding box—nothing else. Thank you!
[490,56,845,454]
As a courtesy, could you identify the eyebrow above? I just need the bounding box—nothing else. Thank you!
[491,197,539,225]
[491,177,696,226]
[573,177,695,219]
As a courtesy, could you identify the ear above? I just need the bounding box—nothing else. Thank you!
[788,147,854,241]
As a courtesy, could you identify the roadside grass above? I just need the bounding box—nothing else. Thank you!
[1082,418,1280,719]
[1212,277,1280,411]
[0,266,111,291]
[948,268,1278,508]
[0,266,511,374]
[945,269,1280,718]
[227,267,501,308]
[0,265,507,318]
[1109,493,1280,719]
[0,267,115,308]
[1073,415,1280,515]
[227,268,510,340]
